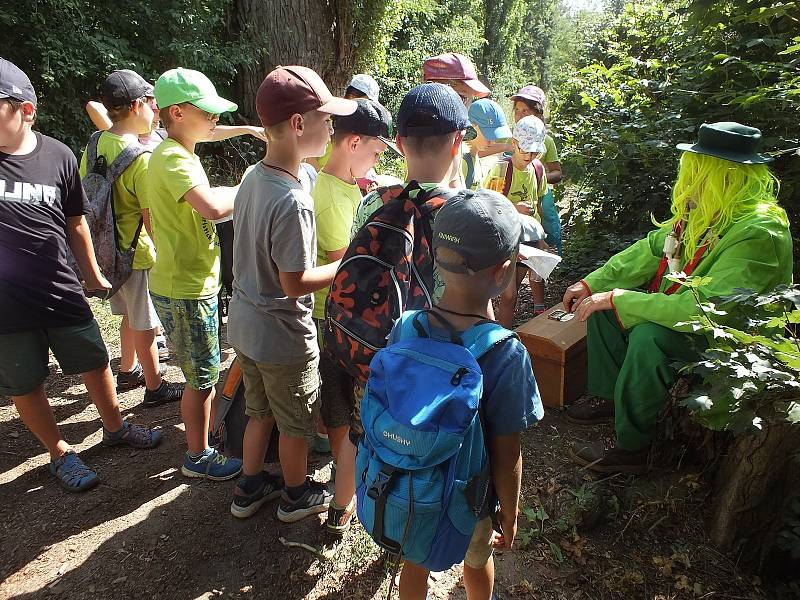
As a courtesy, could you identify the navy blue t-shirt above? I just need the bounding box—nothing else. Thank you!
[0,132,92,333]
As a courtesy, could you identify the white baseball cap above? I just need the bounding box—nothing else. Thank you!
[513,115,547,153]
[348,73,380,102]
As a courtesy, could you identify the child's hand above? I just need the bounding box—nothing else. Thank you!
[491,508,518,550]
[515,203,532,216]
[83,273,112,299]
[249,126,269,143]
[536,240,550,251]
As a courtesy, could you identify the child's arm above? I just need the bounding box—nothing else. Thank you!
[184,185,235,221]
[210,125,268,143]
[488,432,523,550]
[66,215,112,293]
[85,101,112,131]
[279,261,341,298]
[545,161,562,185]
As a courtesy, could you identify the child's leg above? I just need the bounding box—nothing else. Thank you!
[497,266,528,329]
[279,433,310,487]
[12,386,70,459]
[531,276,546,311]
[333,436,357,506]
[133,327,161,390]
[119,315,138,373]
[182,386,213,454]
[399,561,430,600]
[82,365,124,432]
[463,517,496,600]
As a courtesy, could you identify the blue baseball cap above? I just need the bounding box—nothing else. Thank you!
[468,99,511,141]
[396,83,470,137]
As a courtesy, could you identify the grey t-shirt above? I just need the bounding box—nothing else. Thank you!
[227,163,317,364]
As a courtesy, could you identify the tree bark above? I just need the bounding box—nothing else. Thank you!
[228,0,356,122]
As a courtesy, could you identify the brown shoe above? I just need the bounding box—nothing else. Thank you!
[568,441,648,475]
[564,396,615,425]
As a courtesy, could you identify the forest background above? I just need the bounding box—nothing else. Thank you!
[3,0,798,262]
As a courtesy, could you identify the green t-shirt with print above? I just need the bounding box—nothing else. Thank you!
[312,171,362,319]
[147,138,219,299]
[79,131,156,270]
[483,159,548,219]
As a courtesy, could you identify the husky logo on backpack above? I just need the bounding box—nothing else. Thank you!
[71,131,148,298]
[356,310,516,572]
[324,181,455,384]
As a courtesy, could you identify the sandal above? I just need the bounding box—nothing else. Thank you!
[103,420,162,449]
[49,450,99,492]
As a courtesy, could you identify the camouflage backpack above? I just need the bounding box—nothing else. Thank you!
[78,131,149,298]
[324,181,456,383]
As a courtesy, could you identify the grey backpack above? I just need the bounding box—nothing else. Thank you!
[79,131,149,298]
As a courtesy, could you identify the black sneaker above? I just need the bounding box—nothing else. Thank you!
[277,478,333,523]
[143,381,184,407]
[117,364,145,391]
[230,473,285,519]
[156,337,171,362]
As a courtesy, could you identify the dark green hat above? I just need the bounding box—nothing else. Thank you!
[676,121,773,164]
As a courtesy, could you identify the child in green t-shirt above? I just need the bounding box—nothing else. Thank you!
[311,98,398,534]
[147,68,242,481]
[483,115,550,328]
[79,70,184,407]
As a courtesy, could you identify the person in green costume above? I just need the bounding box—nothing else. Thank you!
[561,122,793,474]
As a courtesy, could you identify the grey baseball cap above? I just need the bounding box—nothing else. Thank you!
[101,69,154,109]
[433,189,522,274]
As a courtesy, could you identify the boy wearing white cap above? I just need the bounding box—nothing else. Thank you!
[483,115,550,327]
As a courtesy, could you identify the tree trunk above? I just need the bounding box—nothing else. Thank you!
[708,422,800,572]
[228,0,356,122]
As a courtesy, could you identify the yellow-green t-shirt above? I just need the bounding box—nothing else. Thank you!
[542,134,559,164]
[483,160,548,219]
[311,171,362,319]
[147,138,219,299]
[79,131,156,270]
[315,142,333,171]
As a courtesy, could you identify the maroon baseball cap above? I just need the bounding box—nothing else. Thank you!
[422,53,490,98]
[256,66,357,127]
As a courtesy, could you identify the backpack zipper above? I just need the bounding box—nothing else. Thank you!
[389,347,473,378]
[330,318,381,351]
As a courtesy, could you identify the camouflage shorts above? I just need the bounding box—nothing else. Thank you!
[151,293,220,390]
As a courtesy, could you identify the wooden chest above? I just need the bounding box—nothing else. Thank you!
[516,304,588,408]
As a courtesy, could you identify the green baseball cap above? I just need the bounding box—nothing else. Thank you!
[154,68,237,114]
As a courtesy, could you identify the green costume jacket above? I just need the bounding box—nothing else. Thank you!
[582,211,793,331]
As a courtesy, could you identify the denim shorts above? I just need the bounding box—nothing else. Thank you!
[151,293,220,390]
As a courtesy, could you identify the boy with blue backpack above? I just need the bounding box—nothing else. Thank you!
[355,188,544,599]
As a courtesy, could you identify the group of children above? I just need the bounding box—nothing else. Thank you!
[0,52,552,599]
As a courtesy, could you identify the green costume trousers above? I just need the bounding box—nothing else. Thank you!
[587,310,705,451]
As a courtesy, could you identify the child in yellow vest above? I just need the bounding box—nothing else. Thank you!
[483,115,549,328]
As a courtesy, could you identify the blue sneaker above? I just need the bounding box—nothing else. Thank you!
[181,449,242,481]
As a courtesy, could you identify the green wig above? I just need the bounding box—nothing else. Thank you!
[655,152,788,258]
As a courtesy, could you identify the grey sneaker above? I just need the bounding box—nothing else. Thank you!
[143,381,184,407]
[230,473,285,519]
[277,478,332,523]
[116,364,145,391]
[156,336,171,362]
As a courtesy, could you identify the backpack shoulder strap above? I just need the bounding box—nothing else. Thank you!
[502,158,513,198]
[107,141,149,184]
[463,152,475,189]
[533,159,545,191]
[85,131,104,175]
[463,321,517,361]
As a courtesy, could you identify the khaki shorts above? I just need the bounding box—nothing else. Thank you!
[109,269,160,331]
[463,517,494,569]
[236,350,320,439]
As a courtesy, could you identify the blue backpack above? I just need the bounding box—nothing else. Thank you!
[356,309,516,572]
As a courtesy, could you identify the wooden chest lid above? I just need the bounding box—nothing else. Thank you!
[516,304,587,360]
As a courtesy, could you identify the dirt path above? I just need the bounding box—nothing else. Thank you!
[0,224,772,600]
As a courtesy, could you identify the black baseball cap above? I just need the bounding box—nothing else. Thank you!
[101,69,154,109]
[0,58,37,106]
[433,189,522,274]
[333,98,400,154]
[396,83,470,137]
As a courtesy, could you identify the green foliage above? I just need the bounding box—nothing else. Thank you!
[670,279,800,434]
[553,0,799,243]
[3,0,261,154]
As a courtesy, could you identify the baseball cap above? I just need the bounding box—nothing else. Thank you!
[396,83,470,137]
[101,70,154,108]
[257,65,357,127]
[0,58,37,106]
[422,53,490,98]
[333,98,400,154]
[468,99,511,141]
[154,68,237,113]
[510,85,546,108]
[433,189,522,274]
[348,73,380,102]
[513,115,547,153]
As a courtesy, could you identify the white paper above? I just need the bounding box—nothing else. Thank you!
[518,244,562,280]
